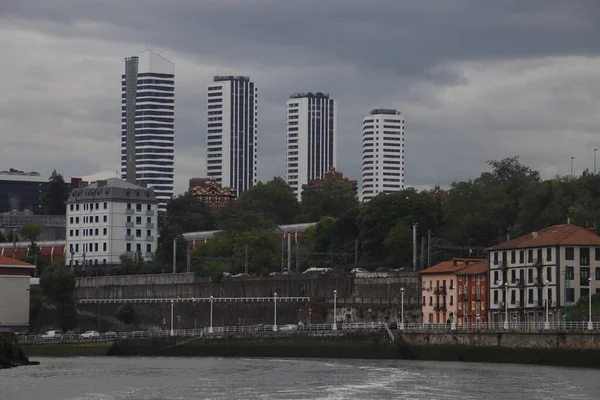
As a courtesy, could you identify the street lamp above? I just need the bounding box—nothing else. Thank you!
[273,293,278,332]
[588,277,593,331]
[544,280,550,330]
[332,290,338,331]
[570,156,575,176]
[170,299,175,336]
[503,282,509,330]
[594,149,598,175]
[399,287,405,331]
[209,295,214,334]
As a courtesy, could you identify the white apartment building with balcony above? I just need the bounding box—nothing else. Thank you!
[65,178,158,267]
[487,224,600,325]
[361,109,404,202]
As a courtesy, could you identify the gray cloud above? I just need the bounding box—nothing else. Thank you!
[1,0,599,194]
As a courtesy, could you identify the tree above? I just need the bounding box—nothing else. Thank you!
[301,181,359,222]
[19,223,42,244]
[164,194,216,233]
[116,303,138,325]
[235,177,300,224]
[0,231,6,243]
[40,262,78,331]
[43,170,69,215]
[19,223,43,273]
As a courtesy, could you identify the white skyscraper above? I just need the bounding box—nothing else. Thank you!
[361,109,405,202]
[121,50,175,212]
[285,93,337,200]
[206,76,258,195]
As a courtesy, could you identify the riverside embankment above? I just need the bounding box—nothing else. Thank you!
[19,330,600,368]
[0,333,38,368]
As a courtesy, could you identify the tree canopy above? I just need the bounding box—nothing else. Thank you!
[43,170,69,215]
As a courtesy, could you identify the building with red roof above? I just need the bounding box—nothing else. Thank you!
[0,256,35,332]
[487,224,600,325]
[456,259,488,329]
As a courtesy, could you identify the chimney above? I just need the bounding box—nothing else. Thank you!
[532,231,538,238]
[567,218,571,225]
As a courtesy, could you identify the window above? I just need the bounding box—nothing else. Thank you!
[519,251,524,263]
[458,302,462,310]
[146,229,151,236]
[493,252,498,264]
[472,286,476,294]
[493,291,498,304]
[596,248,600,261]
[69,229,73,237]
[94,216,98,223]
[481,302,485,310]
[126,243,131,252]
[146,217,151,224]
[69,217,73,224]
[70,204,74,211]
[565,247,575,260]
[95,203,99,210]
[103,216,107,222]
[546,248,552,262]
[94,243,98,252]
[581,267,590,285]
[103,202,107,209]
[528,289,534,304]
[136,216,142,224]
[511,269,516,283]
[95,228,99,236]
[566,266,574,280]
[76,217,79,224]
[127,203,132,210]
[528,268,534,283]
[423,296,425,305]
[103,243,107,251]
[471,301,475,311]
[580,248,590,266]
[528,249,533,262]
[493,271,499,283]
[511,251,516,264]
[127,229,131,235]
[596,268,600,280]
[537,248,543,262]
[75,244,79,252]
[103,228,107,235]
[127,216,132,222]
[136,243,141,252]
[450,295,453,306]
[147,204,152,211]
[76,204,79,211]
[135,229,141,237]
[581,288,590,299]
[546,267,552,282]
[136,204,142,212]
[75,229,79,237]
[566,288,575,303]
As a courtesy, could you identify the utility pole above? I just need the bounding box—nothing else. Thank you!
[244,244,248,275]
[354,239,359,265]
[287,233,291,274]
[295,239,299,275]
[420,236,425,269]
[570,156,574,176]
[427,230,432,268]
[281,235,285,273]
[186,243,191,273]
[12,228,16,259]
[412,223,418,271]
[172,238,176,274]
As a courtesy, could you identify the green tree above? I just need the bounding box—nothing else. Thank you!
[301,181,358,221]
[19,223,42,244]
[116,303,138,325]
[218,209,276,232]
[19,223,44,274]
[235,177,300,224]
[40,262,78,331]
[0,231,6,243]
[164,193,216,233]
[43,170,69,215]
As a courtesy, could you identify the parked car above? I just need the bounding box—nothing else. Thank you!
[351,268,369,274]
[80,330,100,339]
[104,331,117,339]
[280,324,297,331]
[41,330,62,340]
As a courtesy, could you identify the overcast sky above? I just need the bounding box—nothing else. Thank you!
[1,0,599,194]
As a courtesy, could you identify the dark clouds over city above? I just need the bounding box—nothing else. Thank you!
[1,0,599,193]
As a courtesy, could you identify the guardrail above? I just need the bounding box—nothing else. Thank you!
[399,321,600,331]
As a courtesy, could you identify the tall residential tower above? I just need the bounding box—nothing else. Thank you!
[361,109,404,202]
[121,50,175,211]
[285,93,337,200]
[206,76,257,195]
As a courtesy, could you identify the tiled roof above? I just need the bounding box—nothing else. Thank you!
[419,258,485,275]
[487,224,600,250]
[0,256,35,268]
[456,259,488,275]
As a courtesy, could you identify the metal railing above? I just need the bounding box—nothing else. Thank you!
[400,321,600,331]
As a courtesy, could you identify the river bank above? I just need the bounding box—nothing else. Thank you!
[18,330,600,368]
[0,333,39,368]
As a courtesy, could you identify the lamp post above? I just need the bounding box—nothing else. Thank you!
[588,277,593,331]
[170,299,175,336]
[544,280,550,330]
[570,156,574,176]
[209,295,214,334]
[332,290,338,331]
[400,287,405,331]
[273,293,278,332]
[594,149,598,175]
[503,282,509,330]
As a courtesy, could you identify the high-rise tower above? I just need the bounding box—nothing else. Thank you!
[285,93,337,200]
[361,109,404,202]
[206,76,258,195]
[121,49,175,211]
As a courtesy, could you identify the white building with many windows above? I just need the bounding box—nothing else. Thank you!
[361,109,405,202]
[487,224,600,325]
[121,49,175,211]
[285,93,337,200]
[65,178,158,267]
[206,76,258,196]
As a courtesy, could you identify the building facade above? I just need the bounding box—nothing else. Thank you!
[0,256,35,332]
[121,50,175,211]
[285,93,337,201]
[206,76,257,196]
[420,258,485,324]
[0,169,48,214]
[188,178,236,214]
[456,259,488,329]
[487,224,600,325]
[301,168,357,197]
[361,109,405,202]
[65,178,158,267]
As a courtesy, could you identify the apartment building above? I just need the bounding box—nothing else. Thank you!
[456,259,488,329]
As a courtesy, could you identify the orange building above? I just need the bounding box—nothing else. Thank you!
[420,258,486,325]
[188,178,236,214]
[456,259,488,329]
[301,168,358,195]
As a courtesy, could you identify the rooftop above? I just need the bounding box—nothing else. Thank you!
[370,109,401,116]
[487,224,600,250]
[213,75,250,82]
[0,169,46,182]
[0,256,35,269]
[289,92,331,99]
[456,259,488,275]
[67,178,157,204]
[420,258,486,275]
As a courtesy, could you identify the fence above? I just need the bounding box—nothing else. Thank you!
[400,321,600,331]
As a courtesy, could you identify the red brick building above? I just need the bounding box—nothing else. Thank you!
[188,178,236,214]
[456,259,488,329]
[301,168,358,195]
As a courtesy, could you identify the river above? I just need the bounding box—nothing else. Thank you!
[1,357,599,400]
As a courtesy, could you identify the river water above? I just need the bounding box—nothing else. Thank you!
[1,357,599,400]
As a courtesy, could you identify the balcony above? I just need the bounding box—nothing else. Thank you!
[433,305,441,312]
[145,236,154,241]
[434,286,447,296]
[126,208,134,214]
[125,235,134,240]
[146,223,155,229]
[145,209,154,216]
[499,260,508,270]
[125,221,134,228]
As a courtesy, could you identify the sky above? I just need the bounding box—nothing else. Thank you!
[1,0,599,195]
